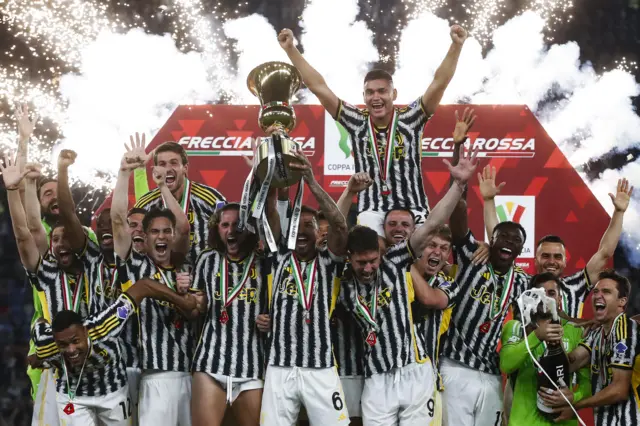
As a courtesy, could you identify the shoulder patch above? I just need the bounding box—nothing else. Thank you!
[615,341,628,354]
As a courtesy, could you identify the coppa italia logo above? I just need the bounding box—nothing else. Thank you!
[177,136,316,156]
[496,202,526,223]
[422,137,535,158]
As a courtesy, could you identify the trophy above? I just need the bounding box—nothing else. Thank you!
[247,61,303,188]
[239,61,305,252]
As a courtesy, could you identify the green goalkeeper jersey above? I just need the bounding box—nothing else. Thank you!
[500,319,592,426]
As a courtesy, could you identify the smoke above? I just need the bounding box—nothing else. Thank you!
[395,11,640,265]
[57,29,214,182]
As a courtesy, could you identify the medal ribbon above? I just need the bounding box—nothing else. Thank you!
[252,140,276,220]
[354,280,379,330]
[238,167,254,232]
[487,264,515,320]
[156,267,176,292]
[286,181,305,250]
[162,178,191,216]
[366,109,398,192]
[219,252,256,309]
[289,254,318,314]
[98,262,118,293]
[61,272,84,313]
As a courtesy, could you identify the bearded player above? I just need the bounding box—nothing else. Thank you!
[279,25,467,237]
[542,270,640,425]
[481,167,633,319]
[133,136,226,265]
[259,149,351,426]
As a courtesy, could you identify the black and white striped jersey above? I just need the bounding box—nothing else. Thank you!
[336,98,431,214]
[440,231,530,375]
[134,180,226,265]
[332,301,365,377]
[268,245,344,369]
[581,313,640,426]
[560,268,592,319]
[191,249,270,379]
[412,271,456,390]
[340,241,428,377]
[33,293,136,397]
[27,254,90,323]
[117,248,197,372]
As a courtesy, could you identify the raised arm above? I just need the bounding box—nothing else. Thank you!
[1,155,39,271]
[112,133,148,258]
[23,164,48,254]
[447,108,475,243]
[278,29,340,118]
[337,172,372,219]
[151,166,190,256]
[14,103,36,206]
[57,150,87,252]
[585,178,633,284]
[478,165,505,238]
[422,25,467,116]
[410,264,449,310]
[290,150,348,256]
[410,145,478,254]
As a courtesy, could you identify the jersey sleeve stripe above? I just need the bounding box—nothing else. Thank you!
[36,346,59,359]
[88,317,120,340]
[191,186,218,205]
[134,189,161,208]
[610,363,633,370]
[579,342,592,352]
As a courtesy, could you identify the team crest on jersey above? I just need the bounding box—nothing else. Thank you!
[615,342,628,354]
[117,303,131,320]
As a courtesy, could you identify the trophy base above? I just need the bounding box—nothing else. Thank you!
[255,136,303,189]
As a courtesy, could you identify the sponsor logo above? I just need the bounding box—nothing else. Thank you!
[177,136,316,156]
[496,202,526,223]
[615,342,628,354]
[422,137,535,158]
[486,196,535,258]
[329,180,349,187]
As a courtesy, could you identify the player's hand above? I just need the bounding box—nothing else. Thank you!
[24,163,42,181]
[0,154,29,189]
[538,387,573,407]
[478,165,505,201]
[256,314,271,333]
[452,108,476,144]
[534,322,563,343]
[610,177,633,213]
[443,145,479,186]
[471,241,490,265]
[347,172,373,194]
[27,353,45,369]
[552,406,575,422]
[175,271,191,294]
[58,149,77,169]
[290,150,315,183]
[15,102,38,141]
[278,28,295,51]
[193,291,207,314]
[450,24,468,45]
[152,166,168,188]
[121,132,148,172]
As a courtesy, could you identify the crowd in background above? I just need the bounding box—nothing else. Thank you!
[0,0,639,424]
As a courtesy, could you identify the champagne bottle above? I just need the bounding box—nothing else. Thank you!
[536,334,570,420]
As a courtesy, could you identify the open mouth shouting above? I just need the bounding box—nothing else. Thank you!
[50,202,59,215]
[594,300,606,314]
[371,100,385,115]
[101,233,113,246]
[427,256,441,268]
[132,236,144,244]
[226,235,239,252]
[58,249,72,264]
[391,232,406,244]
[498,247,513,261]
[66,350,84,366]
[155,242,168,255]
[296,235,310,251]
[165,171,177,187]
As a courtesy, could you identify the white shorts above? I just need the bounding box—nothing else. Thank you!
[207,372,263,404]
[139,371,191,426]
[56,384,131,426]
[357,209,427,237]
[32,369,60,426]
[362,362,435,426]
[341,376,364,418]
[260,366,350,426]
[126,367,141,426]
[440,358,503,426]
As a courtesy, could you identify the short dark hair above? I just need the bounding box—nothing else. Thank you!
[52,310,83,333]
[142,208,176,233]
[364,69,393,84]
[96,208,111,224]
[383,208,415,226]
[347,225,379,254]
[207,202,258,252]
[427,224,453,244]
[536,235,565,250]
[127,207,147,218]
[301,205,318,218]
[37,177,57,201]
[317,212,328,223]
[529,272,562,290]
[598,269,631,301]
[153,142,188,166]
[492,221,527,243]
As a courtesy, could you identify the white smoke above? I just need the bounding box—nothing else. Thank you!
[57,29,213,181]
[395,11,640,264]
